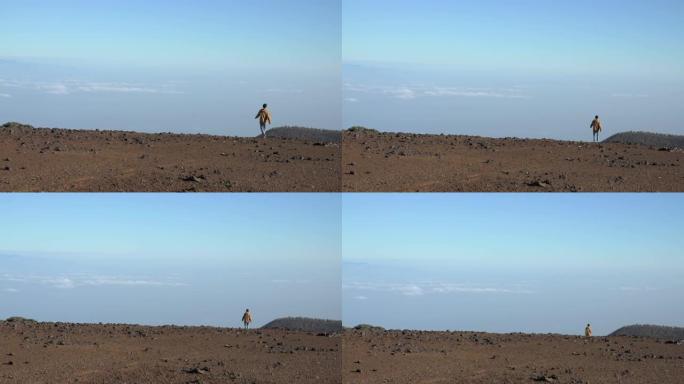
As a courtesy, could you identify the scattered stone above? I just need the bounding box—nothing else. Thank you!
[531,374,558,382]
[183,367,210,375]
[181,175,205,183]
[527,180,551,188]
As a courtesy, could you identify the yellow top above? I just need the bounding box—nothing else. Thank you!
[256,108,272,125]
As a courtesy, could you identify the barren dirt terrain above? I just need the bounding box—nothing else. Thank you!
[0,123,340,192]
[0,319,340,384]
[343,329,684,384]
[342,131,684,192]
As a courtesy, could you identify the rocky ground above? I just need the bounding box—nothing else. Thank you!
[342,130,684,192]
[0,319,340,384]
[343,329,684,384]
[0,123,340,192]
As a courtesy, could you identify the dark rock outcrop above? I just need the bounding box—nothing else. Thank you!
[261,317,342,334]
[604,131,684,149]
[610,324,684,341]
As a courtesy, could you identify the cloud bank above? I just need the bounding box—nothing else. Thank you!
[0,273,187,289]
[344,281,534,297]
[344,83,529,101]
[0,79,184,96]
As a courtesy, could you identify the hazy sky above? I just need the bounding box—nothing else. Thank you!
[4,1,681,139]
[343,194,684,335]
[0,194,341,327]
[343,0,684,140]
[0,0,341,134]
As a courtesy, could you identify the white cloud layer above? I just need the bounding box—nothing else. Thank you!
[616,286,659,292]
[271,279,310,285]
[344,83,528,100]
[0,273,187,289]
[0,79,184,96]
[264,88,304,94]
[611,93,650,99]
[344,281,534,297]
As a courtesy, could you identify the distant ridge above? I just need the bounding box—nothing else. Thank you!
[610,324,684,341]
[1,121,34,135]
[347,126,379,134]
[352,324,385,332]
[2,121,341,142]
[261,317,342,334]
[4,316,37,324]
[265,126,341,143]
[603,131,684,149]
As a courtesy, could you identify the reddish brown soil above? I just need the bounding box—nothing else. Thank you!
[0,125,340,192]
[343,329,684,384]
[0,319,340,384]
[342,131,684,192]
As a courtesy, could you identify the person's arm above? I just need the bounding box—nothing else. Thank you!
[255,110,261,119]
[266,111,272,124]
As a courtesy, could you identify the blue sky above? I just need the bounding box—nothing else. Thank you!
[2,192,682,334]
[0,194,341,327]
[4,1,681,139]
[343,0,684,139]
[343,194,684,335]
[0,0,341,134]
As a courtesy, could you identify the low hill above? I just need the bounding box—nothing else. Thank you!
[352,324,385,331]
[603,131,684,149]
[265,126,341,143]
[1,121,35,135]
[4,316,38,324]
[609,324,684,340]
[347,126,379,134]
[261,317,342,334]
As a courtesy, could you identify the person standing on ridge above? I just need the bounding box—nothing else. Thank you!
[585,323,592,337]
[255,104,272,138]
[590,115,603,143]
[242,309,252,329]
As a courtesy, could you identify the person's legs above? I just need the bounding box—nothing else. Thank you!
[260,123,266,138]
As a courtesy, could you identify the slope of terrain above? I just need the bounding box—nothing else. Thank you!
[262,317,343,334]
[344,328,684,384]
[610,325,684,341]
[343,129,684,192]
[265,126,341,143]
[604,131,684,149]
[0,122,340,192]
[0,318,340,384]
